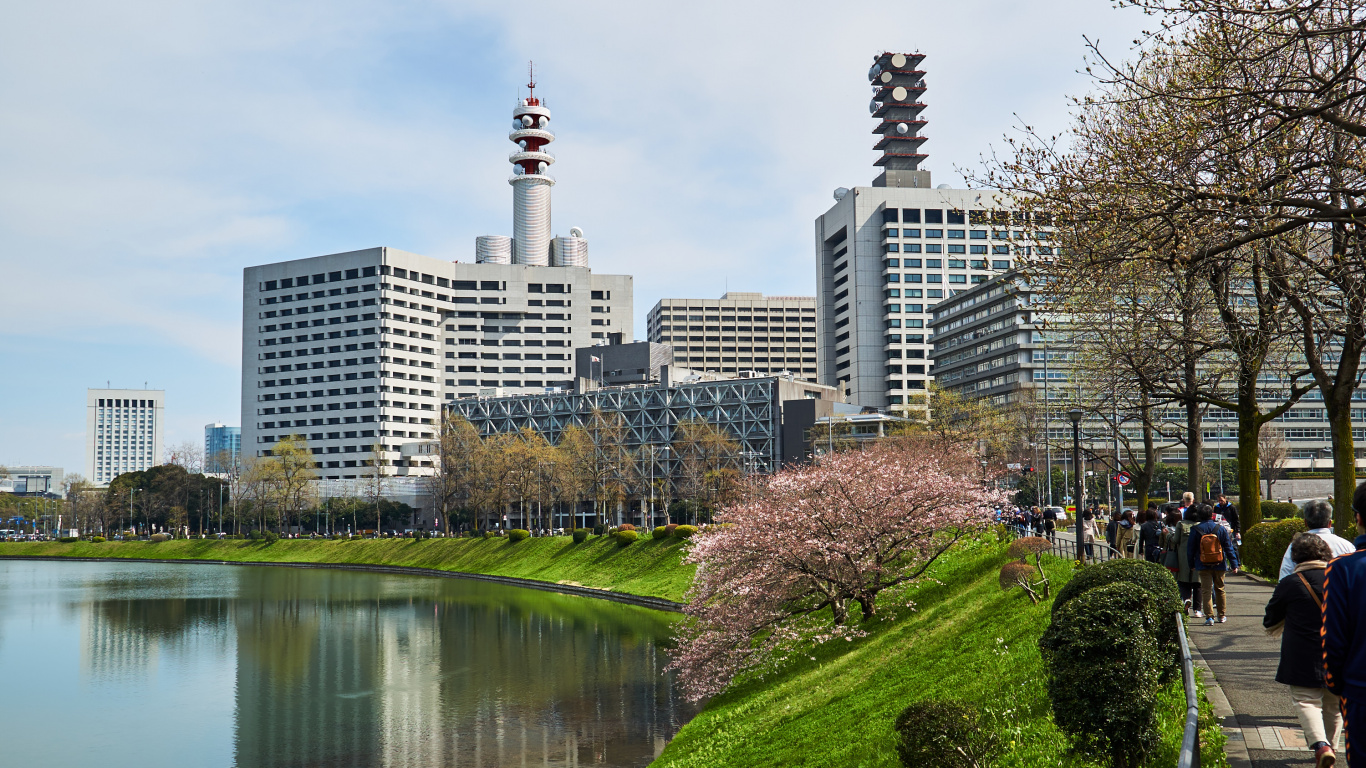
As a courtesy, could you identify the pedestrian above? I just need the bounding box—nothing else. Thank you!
[1139,507,1166,564]
[1323,482,1366,768]
[1263,532,1340,768]
[1106,510,1121,551]
[1167,504,1204,617]
[1031,506,1045,537]
[1279,500,1356,580]
[1115,509,1137,559]
[1187,502,1240,625]
[1042,504,1057,542]
[1081,506,1099,560]
[1214,494,1241,540]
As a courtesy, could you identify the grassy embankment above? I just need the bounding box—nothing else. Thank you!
[0,535,694,603]
[654,536,1228,768]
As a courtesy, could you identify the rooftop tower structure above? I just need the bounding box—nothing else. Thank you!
[869,51,929,189]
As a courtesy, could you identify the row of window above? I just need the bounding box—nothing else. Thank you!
[445,352,568,360]
[260,267,377,291]
[885,258,1009,270]
[95,398,157,408]
[449,366,569,374]
[887,274,988,285]
[447,379,576,388]
[883,288,942,299]
[880,208,1045,226]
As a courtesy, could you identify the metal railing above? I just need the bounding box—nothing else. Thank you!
[1003,523,1125,562]
[1177,610,1201,768]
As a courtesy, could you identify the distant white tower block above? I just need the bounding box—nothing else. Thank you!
[509,66,555,265]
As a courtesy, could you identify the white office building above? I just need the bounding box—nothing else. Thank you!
[644,293,818,383]
[86,389,165,485]
[242,74,632,480]
[813,51,1040,414]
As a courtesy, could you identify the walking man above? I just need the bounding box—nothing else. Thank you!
[1214,494,1242,540]
[1187,503,1239,625]
[1324,483,1366,768]
[1280,500,1355,580]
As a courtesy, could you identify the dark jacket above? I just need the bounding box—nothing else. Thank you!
[1324,536,1366,696]
[1187,520,1239,572]
[1138,521,1165,561]
[1263,566,1327,688]
[1214,502,1241,534]
[1106,518,1120,547]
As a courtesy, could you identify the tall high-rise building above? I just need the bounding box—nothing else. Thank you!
[86,388,165,485]
[813,51,1033,414]
[204,423,241,473]
[242,70,632,480]
[644,293,818,382]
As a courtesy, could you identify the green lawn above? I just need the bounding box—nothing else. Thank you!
[653,536,1227,768]
[0,534,695,603]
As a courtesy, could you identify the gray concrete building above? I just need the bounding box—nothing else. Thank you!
[242,248,631,480]
[0,466,66,497]
[574,339,674,388]
[86,388,165,486]
[644,292,817,383]
[813,51,1041,416]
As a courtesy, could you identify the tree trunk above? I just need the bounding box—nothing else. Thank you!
[1185,356,1205,502]
[1236,382,1264,532]
[1327,395,1358,537]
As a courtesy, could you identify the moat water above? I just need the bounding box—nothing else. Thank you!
[0,560,696,767]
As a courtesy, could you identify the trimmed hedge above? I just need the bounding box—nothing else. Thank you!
[150,533,170,542]
[673,525,698,539]
[90,536,106,543]
[1242,517,1307,579]
[1052,558,1182,683]
[572,528,590,544]
[892,699,1001,768]
[653,526,669,538]
[1040,581,1167,768]
[1261,500,1301,520]
[57,536,79,543]
[508,529,530,542]
[618,523,636,532]
[615,530,639,546]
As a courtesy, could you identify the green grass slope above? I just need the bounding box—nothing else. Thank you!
[0,535,695,602]
[653,537,1227,768]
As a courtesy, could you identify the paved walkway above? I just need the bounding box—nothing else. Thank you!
[1186,572,1340,768]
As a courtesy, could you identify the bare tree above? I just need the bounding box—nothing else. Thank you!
[1259,424,1290,502]
[167,441,204,474]
[363,440,388,535]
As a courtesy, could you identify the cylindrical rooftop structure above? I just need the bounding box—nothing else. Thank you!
[508,71,556,265]
[475,235,513,264]
[551,235,588,267]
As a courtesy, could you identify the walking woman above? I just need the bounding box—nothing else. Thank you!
[1139,508,1166,563]
[1166,504,1204,617]
[1115,509,1137,559]
[1081,507,1099,560]
[1264,533,1340,768]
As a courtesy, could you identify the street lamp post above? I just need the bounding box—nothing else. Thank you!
[1068,407,1086,565]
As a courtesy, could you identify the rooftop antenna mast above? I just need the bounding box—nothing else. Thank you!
[526,61,538,105]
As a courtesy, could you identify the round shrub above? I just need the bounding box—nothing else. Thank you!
[58,536,79,543]
[1242,517,1307,579]
[572,528,590,544]
[508,529,530,542]
[892,699,1001,768]
[615,530,639,546]
[1052,558,1182,670]
[330,533,343,540]
[91,536,106,543]
[618,523,636,532]
[150,533,170,542]
[248,530,263,540]
[482,530,494,539]
[1261,500,1301,521]
[653,525,669,539]
[673,524,698,539]
[665,523,679,536]
[263,531,280,543]
[593,524,606,535]
[1039,581,1167,768]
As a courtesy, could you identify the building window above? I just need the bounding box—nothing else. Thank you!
[902,209,921,223]
[904,244,922,253]
[947,230,965,239]
[885,243,899,252]
[993,260,1011,269]
[947,245,966,254]
[905,274,922,283]
[927,275,942,283]
[949,274,967,284]
[948,259,966,269]
[926,244,942,254]
[970,245,988,254]
[885,258,900,267]
[882,208,899,223]
[902,228,921,238]
[925,209,943,224]
[970,230,987,239]
[926,229,943,238]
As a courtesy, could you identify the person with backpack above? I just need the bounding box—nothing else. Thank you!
[1139,507,1166,564]
[1264,533,1339,768]
[1187,502,1240,625]
[1166,504,1204,617]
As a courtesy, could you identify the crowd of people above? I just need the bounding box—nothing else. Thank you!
[1003,489,1366,767]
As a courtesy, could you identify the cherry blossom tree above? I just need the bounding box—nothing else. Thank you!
[669,439,1007,701]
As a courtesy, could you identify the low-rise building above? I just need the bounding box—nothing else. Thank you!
[0,466,65,497]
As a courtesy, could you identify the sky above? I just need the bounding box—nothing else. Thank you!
[0,0,1153,477]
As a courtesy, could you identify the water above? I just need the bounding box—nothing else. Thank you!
[0,560,697,768]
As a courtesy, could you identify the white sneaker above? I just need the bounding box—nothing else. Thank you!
[1193,610,1205,618]
[1218,616,1227,624]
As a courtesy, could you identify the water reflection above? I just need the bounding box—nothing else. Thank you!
[1,560,695,768]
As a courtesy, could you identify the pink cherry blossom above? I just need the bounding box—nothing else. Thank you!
[669,438,1007,701]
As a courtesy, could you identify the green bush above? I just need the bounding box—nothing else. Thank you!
[673,524,698,539]
[150,533,170,542]
[482,530,494,539]
[1261,500,1301,520]
[508,529,530,542]
[593,524,606,536]
[615,530,639,546]
[330,533,343,540]
[653,525,669,539]
[263,531,280,543]
[1052,558,1182,673]
[1039,582,1168,768]
[892,699,1001,768]
[58,536,79,543]
[91,536,106,543]
[572,528,590,544]
[248,530,263,540]
[1242,517,1307,579]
